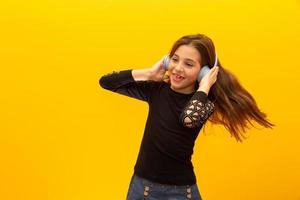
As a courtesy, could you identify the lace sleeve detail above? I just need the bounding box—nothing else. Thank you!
[180,96,215,128]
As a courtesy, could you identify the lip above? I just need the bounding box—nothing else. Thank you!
[171,73,185,82]
[172,73,185,78]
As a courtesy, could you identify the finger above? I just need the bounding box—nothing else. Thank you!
[212,66,219,71]
[210,67,219,78]
[212,66,219,73]
[210,66,218,73]
[213,68,219,78]
[212,68,219,77]
[209,66,218,76]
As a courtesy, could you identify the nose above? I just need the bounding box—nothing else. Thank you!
[173,62,184,73]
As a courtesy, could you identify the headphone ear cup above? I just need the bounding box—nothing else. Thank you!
[162,56,170,70]
[198,65,211,82]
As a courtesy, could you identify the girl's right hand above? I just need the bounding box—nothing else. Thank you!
[148,56,167,81]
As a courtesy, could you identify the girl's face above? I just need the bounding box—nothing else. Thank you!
[168,45,201,94]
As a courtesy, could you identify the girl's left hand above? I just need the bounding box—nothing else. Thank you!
[198,66,219,93]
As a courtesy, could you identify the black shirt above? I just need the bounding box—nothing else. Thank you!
[99,69,214,185]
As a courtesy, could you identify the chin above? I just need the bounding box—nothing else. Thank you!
[171,83,186,90]
[171,81,197,92]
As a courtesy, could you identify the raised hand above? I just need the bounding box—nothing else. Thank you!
[198,66,219,95]
[148,56,167,81]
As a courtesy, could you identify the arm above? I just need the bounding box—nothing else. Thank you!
[99,56,167,102]
[179,90,215,128]
[99,69,157,102]
[99,68,151,88]
[179,66,219,128]
[131,68,152,81]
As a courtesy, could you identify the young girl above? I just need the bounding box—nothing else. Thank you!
[99,33,274,200]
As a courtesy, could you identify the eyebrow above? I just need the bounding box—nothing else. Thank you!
[173,54,196,63]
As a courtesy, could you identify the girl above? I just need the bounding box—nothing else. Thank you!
[99,33,274,200]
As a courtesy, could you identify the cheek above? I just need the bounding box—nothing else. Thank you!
[186,69,199,79]
[168,65,175,72]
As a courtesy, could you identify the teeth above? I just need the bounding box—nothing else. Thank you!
[174,74,184,80]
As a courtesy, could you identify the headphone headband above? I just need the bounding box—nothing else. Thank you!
[213,52,218,67]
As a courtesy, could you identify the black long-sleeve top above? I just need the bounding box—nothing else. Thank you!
[99,69,215,185]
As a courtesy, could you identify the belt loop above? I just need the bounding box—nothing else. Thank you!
[143,185,150,198]
[186,185,192,199]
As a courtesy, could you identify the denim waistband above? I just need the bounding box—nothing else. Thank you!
[133,173,194,189]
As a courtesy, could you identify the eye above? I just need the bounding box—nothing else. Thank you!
[186,63,194,67]
[171,57,178,62]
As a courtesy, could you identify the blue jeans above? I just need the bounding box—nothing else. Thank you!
[126,173,203,200]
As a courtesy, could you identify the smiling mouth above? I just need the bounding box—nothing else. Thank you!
[172,73,185,81]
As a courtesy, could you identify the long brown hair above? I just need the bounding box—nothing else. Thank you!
[163,33,275,142]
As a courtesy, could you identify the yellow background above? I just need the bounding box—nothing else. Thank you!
[1,0,299,199]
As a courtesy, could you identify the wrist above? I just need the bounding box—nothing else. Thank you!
[197,85,210,95]
[147,69,155,81]
[132,69,152,81]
